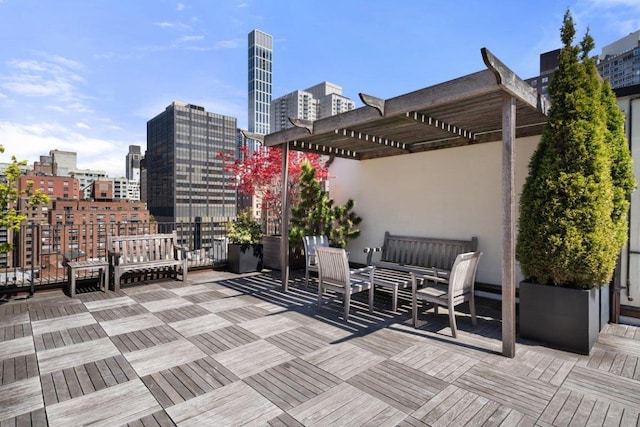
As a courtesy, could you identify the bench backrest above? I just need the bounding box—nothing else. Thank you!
[107,232,180,264]
[380,232,477,270]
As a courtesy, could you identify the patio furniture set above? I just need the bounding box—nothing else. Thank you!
[67,231,188,297]
[306,232,482,338]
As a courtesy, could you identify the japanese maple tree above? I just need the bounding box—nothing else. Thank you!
[219,145,329,225]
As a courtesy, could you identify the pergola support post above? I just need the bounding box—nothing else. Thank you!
[502,95,517,358]
[280,142,290,291]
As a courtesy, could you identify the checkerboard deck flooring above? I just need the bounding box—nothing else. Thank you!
[1,269,639,426]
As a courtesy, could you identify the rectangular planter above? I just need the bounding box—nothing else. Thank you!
[519,281,608,355]
[261,235,304,270]
[227,244,263,274]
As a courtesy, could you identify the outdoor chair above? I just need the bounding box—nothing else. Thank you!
[315,246,375,321]
[302,235,329,287]
[411,251,482,338]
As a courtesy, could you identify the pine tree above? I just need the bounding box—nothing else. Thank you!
[515,10,632,288]
[289,161,361,249]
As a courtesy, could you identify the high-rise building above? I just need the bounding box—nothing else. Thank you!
[248,29,273,152]
[525,49,560,96]
[146,101,238,225]
[50,150,77,176]
[126,145,143,181]
[271,82,356,132]
[597,30,640,89]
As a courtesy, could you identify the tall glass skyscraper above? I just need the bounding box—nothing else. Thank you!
[248,29,273,152]
[146,102,238,225]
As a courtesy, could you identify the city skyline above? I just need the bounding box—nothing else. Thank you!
[1,0,638,178]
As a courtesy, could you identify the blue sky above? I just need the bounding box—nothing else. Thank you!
[1,0,639,178]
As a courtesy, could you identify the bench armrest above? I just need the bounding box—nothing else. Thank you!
[107,250,121,266]
[363,247,382,265]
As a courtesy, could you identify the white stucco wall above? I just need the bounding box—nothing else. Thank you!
[327,135,540,286]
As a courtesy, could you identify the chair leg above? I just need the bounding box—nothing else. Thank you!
[305,268,309,288]
[344,291,350,321]
[448,304,458,339]
[317,284,323,310]
[368,286,374,313]
[412,295,418,327]
[392,287,398,313]
[469,296,477,327]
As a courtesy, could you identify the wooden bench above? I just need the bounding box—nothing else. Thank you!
[107,232,188,292]
[364,232,478,312]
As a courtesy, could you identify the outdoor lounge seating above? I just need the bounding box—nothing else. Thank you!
[364,232,478,312]
[107,232,188,291]
[315,246,375,321]
[302,235,329,287]
[411,251,482,338]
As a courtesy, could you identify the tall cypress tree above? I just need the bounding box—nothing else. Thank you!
[516,10,630,288]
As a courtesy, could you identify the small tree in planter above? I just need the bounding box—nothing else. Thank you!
[225,210,264,273]
[516,10,635,354]
[289,161,362,249]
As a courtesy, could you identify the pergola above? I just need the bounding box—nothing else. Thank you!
[259,48,550,358]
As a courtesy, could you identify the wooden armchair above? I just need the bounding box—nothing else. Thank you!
[302,235,329,287]
[315,246,375,321]
[410,251,482,338]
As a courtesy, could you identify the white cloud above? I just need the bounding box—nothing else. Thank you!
[0,121,131,178]
[214,39,239,49]
[177,35,204,43]
[76,122,90,129]
[176,2,186,11]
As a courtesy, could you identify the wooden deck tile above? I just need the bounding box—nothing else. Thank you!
[302,342,385,380]
[38,337,120,375]
[46,379,162,427]
[91,303,149,322]
[0,376,43,422]
[28,300,87,321]
[188,325,260,355]
[215,304,270,323]
[287,382,406,426]
[0,311,30,333]
[141,356,238,408]
[351,328,420,358]
[128,289,177,303]
[111,324,181,353]
[266,327,332,357]
[166,380,282,426]
[99,312,165,336]
[31,311,96,336]
[182,290,227,303]
[83,295,141,312]
[392,343,479,382]
[124,338,207,377]
[123,409,176,427]
[1,353,38,386]
[347,359,448,413]
[141,297,194,313]
[238,315,302,338]
[168,313,233,338]
[563,365,640,409]
[198,296,251,313]
[34,322,107,351]
[213,339,295,379]
[0,336,34,361]
[453,363,557,418]
[244,358,342,411]
[154,305,211,323]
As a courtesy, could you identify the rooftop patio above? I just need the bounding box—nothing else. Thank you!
[1,269,639,426]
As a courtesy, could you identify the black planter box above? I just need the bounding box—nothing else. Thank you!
[519,281,609,355]
[261,236,305,270]
[227,244,263,274]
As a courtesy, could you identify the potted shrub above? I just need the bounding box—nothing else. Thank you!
[226,210,264,273]
[516,11,635,354]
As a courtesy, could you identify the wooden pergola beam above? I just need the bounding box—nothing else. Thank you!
[403,111,476,142]
[334,129,408,152]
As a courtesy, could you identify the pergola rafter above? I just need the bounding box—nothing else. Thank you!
[334,128,408,152]
[403,111,476,142]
